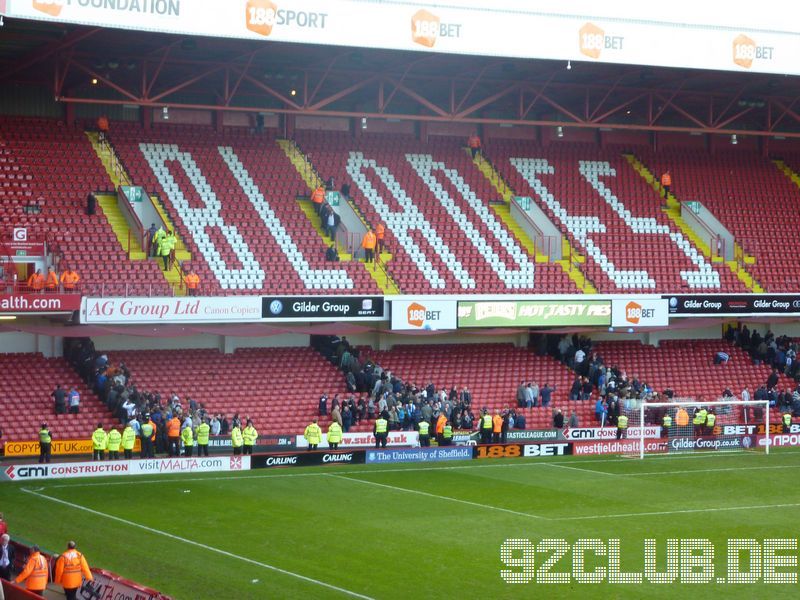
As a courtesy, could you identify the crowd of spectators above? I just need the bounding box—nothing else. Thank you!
[313,335,531,434]
[64,338,237,453]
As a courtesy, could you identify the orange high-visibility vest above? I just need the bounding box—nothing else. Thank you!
[493,414,503,433]
[185,273,200,289]
[661,172,672,187]
[376,224,385,240]
[468,135,481,149]
[167,417,181,437]
[55,549,93,590]
[45,271,59,289]
[27,273,45,290]
[16,552,49,592]
[362,232,376,249]
[312,187,325,204]
[61,270,80,290]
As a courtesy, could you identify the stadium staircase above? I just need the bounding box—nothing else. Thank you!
[108,123,381,295]
[625,153,763,293]
[467,146,596,293]
[88,131,190,295]
[279,138,401,295]
[295,132,576,293]
[639,148,799,292]
[0,117,170,296]
[487,140,747,293]
[0,353,117,443]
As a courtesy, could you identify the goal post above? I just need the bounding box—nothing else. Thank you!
[634,400,770,459]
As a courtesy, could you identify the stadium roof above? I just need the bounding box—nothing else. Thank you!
[0,17,799,137]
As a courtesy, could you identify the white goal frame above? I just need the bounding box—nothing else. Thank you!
[637,400,770,459]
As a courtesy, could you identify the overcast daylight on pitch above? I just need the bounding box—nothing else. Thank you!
[0,1,799,598]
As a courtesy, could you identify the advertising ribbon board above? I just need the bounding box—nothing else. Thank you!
[458,300,611,328]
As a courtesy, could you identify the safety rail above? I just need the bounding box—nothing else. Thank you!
[0,280,82,295]
[96,134,131,187]
[470,146,514,200]
[679,201,728,261]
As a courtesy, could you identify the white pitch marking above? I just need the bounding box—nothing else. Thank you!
[554,502,800,522]
[325,473,547,520]
[21,488,375,600]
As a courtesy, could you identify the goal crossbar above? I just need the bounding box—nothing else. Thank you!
[637,400,770,459]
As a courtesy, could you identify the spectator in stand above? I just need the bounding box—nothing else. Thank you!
[15,544,48,595]
[44,266,59,291]
[184,268,200,296]
[767,368,780,391]
[145,223,158,257]
[27,269,45,292]
[325,208,337,240]
[467,132,482,159]
[340,181,350,198]
[342,404,353,432]
[568,411,579,428]
[516,381,527,408]
[569,376,581,401]
[361,229,377,264]
[325,244,339,262]
[52,384,66,415]
[581,377,593,401]
[713,350,730,364]
[318,393,328,417]
[540,384,553,407]
[68,387,80,414]
[220,414,230,436]
[514,410,525,430]
[210,414,221,436]
[0,534,15,581]
[553,409,564,429]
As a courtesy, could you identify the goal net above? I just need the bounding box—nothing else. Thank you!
[624,399,770,459]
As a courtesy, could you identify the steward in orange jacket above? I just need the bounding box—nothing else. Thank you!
[167,416,181,456]
[361,230,377,264]
[45,267,59,290]
[468,133,482,159]
[311,186,325,213]
[184,271,200,296]
[435,413,447,444]
[375,223,385,253]
[27,269,45,291]
[492,413,503,443]
[60,268,80,290]
[55,541,93,597]
[16,545,49,593]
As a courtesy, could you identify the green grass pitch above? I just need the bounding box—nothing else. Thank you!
[2,449,799,599]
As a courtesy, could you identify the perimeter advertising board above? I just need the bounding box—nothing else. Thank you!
[664,294,800,317]
[82,296,262,324]
[295,431,418,449]
[1,456,249,480]
[262,296,385,321]
[458,299,611,328]
[251,450,365,469]
[0,293,80,314]
[390,299,457,330]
